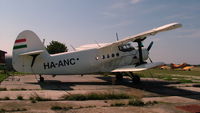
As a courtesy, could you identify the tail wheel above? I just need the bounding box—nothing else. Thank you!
[39,75,44,82]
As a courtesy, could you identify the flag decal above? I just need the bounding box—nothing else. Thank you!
[13,38,27,49]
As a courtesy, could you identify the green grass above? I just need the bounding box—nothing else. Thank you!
[51,106,72,111]
[0,108,27,112]
[134,68,200,83]
[137,68,200,77]
[0,73,8,82]
[29,94,51,102]
[111,102,126,107]
[61,93,131,101]
[128,98,145,106]
[0,88,7,91]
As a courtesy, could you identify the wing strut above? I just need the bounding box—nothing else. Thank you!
[137,39,145,65]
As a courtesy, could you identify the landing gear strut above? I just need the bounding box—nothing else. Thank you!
[39,75,44,82]
[115,73,123,83]
[128,72,140,84]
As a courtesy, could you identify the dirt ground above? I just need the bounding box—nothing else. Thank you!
[0,74,200,113]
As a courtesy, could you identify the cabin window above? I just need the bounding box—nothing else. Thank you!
[116,53,119,57]
[107,54,110,58]
[102,55,105,59]
[112,53,115,57]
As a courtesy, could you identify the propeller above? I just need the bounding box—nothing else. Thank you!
[147,41,154,51]
[147,41,154,63]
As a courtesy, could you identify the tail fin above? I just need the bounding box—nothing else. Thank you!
[12,30,49,73]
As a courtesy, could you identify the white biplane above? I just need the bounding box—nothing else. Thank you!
[12,23,182,83]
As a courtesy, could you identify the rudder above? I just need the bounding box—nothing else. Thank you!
[12,30,49,73]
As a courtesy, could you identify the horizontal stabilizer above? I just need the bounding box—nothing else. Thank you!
[19,50,45,56]
[112,62,164,72]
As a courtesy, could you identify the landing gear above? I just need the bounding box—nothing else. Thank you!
[115,73,123,83]
[39,75,44,82]
[114,72,140,84]
[128,72,141,84]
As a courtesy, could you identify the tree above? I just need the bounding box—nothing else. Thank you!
[46,40,68,54]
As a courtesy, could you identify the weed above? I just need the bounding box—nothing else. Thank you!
[0,108,5,112]
[4,96,10,100]
[17,95,23,100]
[10,88,27,91]
[32,100,36,103]
[111,102,126,107]
[128,98,145,106]
[0,88,7,91]
[0,108,27,112]
[29,94,51,101]
[145,101,158,105]
[51,106,62,110]
[51,106,72,111]
[85,105,96,108]
[62,93,131,101]
[178,79,193,83]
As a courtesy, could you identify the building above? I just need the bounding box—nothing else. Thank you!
[0,50,7,64]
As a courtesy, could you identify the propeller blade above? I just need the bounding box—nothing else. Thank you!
[147,41,154,51]
[149,57,153,63]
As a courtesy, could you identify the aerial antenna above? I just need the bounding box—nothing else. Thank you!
[95,40,101,47]
[70,45,76,51]
[116,32,119,41]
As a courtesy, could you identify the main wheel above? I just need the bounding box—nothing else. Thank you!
[115,73,123,83]
[39,76,44,82]
[132,75,140,84]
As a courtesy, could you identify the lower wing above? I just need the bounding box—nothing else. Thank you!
[111,62,164,72]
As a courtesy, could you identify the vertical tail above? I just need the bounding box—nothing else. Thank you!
[12,30,49,73]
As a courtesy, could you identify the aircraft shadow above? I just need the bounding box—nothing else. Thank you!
[26,77,200,100]
[97,76,200,100]
[26,79,112,91]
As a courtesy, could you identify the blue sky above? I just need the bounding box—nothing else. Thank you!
[0,0,200,64]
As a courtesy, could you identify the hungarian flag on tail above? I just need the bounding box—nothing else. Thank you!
[13,38,27,49]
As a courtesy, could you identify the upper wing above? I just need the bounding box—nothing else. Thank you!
[100,23,182,49]
[112,62,164,72]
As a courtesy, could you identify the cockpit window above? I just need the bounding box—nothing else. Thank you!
[118,43,135,52]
